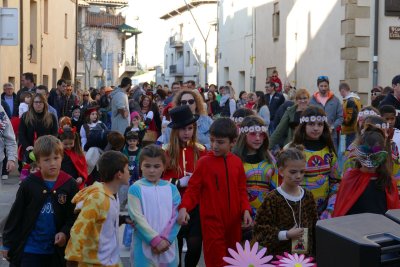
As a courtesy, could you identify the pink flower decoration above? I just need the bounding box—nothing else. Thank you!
[273,252,316,267]
[223,241,274,267]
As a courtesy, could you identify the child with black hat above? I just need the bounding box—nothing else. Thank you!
[162,105,207,267]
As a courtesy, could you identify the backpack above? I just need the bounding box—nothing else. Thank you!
[83,122,109,151]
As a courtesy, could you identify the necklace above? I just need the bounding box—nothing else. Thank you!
[281,189,302,228]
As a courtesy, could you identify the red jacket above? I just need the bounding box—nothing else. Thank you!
[180,151,251,226]
[333,169,400,217]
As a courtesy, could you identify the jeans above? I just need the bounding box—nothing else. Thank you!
[20,252,53,267]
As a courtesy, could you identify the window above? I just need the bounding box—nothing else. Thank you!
[30,0,38,62]
[177,51,183,59]
[2,0,8,7]
[64,13,68,38]
[8,77,15,86]
[78,44,84,61]
[43,75,49,87]
[44,0,48,33]
[239,71,245,91]
[185,51,190,66]
[165,55,168,69]
[96,39,102,61]
[170,53,173,65]
[52,68,57,88]
[273,2,280,40]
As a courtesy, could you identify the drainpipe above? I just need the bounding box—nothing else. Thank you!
[74,1,78,89]
[372,0,379,87]
[19,0,23,89]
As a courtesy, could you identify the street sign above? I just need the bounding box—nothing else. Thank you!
[389,26,400,40]
[0,8,18,46]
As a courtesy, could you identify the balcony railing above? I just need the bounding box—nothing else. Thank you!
[169,36,183,48]
[85,12,125,29]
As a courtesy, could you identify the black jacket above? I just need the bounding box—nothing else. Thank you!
[264,92,285,121]
[379,93,400,129]
[2,171,78,266]
[18,112,58,150]
[1,92,18,117]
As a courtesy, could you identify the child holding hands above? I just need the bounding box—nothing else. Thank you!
[128,145,181,266]
[178,118,252,267]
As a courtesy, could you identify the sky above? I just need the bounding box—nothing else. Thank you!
[123,0,184,69]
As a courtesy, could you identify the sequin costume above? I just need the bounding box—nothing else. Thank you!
[302,146,340,219]
[243,159,278,218]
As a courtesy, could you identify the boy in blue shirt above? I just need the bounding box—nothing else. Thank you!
[1,135,78,267]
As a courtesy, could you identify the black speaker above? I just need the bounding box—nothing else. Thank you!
[386,209,400,224]
[316,213,400,267]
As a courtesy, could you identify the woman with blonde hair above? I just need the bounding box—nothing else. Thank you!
[172,90,213,148]
[269,88,311,150]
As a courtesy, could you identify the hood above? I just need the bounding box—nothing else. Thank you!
[344,92,360,100]
[313,90,334,102]
[71,182,114,211]
[32,170,72,190]
[110,86,125,97]
[205,151,234,159]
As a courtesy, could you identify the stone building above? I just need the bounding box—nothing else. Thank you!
[218,0,400,104]
[0,0,76,90]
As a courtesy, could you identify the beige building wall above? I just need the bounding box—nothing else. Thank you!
[0,0,20,89]
[219,0,400,104]
[0,0,76,93]
[255,0,344,95]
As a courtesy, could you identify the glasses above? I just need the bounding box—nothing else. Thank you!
[180,99,195,105]
[83,94,89,97]
[371,92,381,96]
[297,97,309,102]
[317,76,329,81]
[247,132,267,139]
[33,101,43,104]
[272,75,277,78]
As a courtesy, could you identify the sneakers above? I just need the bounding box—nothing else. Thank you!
[1,175,8,180]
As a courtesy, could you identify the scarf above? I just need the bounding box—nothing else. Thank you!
[64,149,88,190]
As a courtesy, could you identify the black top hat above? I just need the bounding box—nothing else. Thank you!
[168,105,199,129]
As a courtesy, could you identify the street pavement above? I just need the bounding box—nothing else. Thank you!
[0,173,205,267]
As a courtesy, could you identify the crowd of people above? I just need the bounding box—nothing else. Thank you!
[0,70,400,266]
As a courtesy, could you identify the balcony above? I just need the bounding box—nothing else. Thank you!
[169,36,183,48]
[85,12,125,29]
[119,55,138,77]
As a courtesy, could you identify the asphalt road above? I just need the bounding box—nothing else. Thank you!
[0,173,205,267]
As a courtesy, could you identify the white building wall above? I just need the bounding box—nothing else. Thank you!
[374,0,400,88]
[255,0,344,95]
[218,0,256,93]
[163,3,217,87]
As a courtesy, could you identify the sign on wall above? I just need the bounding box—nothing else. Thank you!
[389,26,400,39]
[0,8,18,46]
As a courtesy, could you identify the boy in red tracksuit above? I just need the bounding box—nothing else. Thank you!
[178,118,252,267]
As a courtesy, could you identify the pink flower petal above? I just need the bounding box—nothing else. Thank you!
[256,247,267,259]
[250,241,259,255]
[223,256,241,266]
[227,247,241,261]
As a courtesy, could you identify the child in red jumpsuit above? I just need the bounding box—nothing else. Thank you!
[178,118,252,267]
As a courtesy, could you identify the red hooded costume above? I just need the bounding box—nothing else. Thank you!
[333,169,400,217]
[180,151,251,267]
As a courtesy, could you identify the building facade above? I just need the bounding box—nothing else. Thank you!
[218,0,400,104]
[0,0,76,91]
[161,0,218,87]
[76,0,141,90]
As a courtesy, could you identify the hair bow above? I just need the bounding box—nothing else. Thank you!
[58,126,77,135]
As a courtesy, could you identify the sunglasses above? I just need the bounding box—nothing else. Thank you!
[247,132,267,139]
[180,99,195,105]
[83,94,89,96]
[371,92,381,96]
[317,75,329,81]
